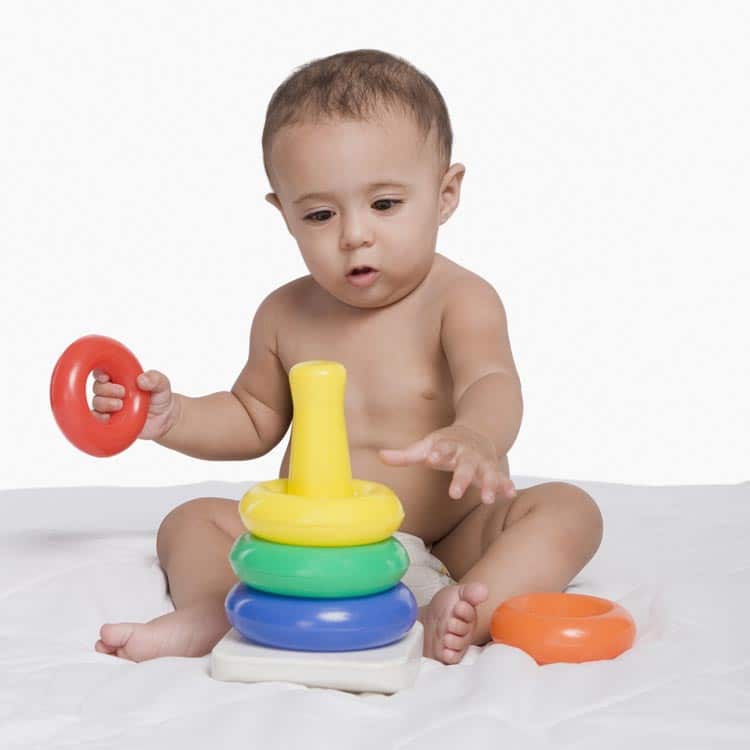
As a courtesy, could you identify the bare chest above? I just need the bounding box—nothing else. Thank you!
[275,298,455,449]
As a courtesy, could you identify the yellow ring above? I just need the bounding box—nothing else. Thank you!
[239,478,404,546]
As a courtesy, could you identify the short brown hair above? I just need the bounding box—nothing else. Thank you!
[262,49,453,184]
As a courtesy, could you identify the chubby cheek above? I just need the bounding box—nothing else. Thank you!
[390,197,435,240]
[300,245,338,283]
[394,206,439,267]
[296,226,331,262]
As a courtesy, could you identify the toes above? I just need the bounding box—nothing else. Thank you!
[442,647,462,665]
[94,639,116,655]
[444,632,470,651]
[447,616,471,636]
[99,622,135,649]
[421,583,490,665]
[98,623,138,660]
[458,582,489,607]
[452,601,478,623]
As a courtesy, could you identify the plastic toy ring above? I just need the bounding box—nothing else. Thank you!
[229,533,410,598]
[226,582,418,652]
[490,592,636,665]
[239,478,405,546]
[50,334,149,457]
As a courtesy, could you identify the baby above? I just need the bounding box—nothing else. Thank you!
[94,49,603,666]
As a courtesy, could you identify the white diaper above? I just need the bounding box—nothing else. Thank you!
[393,531,456,608]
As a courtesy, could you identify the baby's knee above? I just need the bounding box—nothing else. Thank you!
[156,497,228,561]
[551,482,604,558]
[158,495,210,529]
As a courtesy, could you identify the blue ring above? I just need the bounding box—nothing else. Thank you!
[225,582,418,652]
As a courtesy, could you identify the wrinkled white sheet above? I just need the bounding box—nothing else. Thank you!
[1,476,749,749]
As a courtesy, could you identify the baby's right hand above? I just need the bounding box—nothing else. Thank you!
[91,368,179,441]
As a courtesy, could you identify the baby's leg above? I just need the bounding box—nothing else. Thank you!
[95,497,244,662]
[425,482,603,663]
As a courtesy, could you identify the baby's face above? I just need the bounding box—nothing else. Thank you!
[266,108,464,309]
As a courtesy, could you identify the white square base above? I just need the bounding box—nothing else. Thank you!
[210,621,423,694]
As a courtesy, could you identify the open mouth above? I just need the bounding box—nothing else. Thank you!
[347,265,377,276]
[345,265,380,287]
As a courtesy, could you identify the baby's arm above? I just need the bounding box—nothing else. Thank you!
[441,276,523,458]
[380,275,522,503]
[156,291,292,460]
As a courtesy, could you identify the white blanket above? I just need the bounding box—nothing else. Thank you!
[2,476,749,749]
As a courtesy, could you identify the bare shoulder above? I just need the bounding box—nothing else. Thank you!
[432,254,505,313]
[252,274,313,340]
[258,273,313,310]
[434,254,517,378]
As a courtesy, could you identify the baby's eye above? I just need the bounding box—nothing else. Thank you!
[302,199,403,223]
[304,210,334,223]
[372,199,403,211]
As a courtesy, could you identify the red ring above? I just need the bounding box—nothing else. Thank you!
[490,592,636,665]
[50,335,149,457]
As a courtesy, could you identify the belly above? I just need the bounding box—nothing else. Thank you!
[278,443,490,544]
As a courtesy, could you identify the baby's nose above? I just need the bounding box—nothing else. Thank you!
[339,214,374,250]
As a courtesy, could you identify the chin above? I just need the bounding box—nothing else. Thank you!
[341,293,391,310]
[318,272,424,310]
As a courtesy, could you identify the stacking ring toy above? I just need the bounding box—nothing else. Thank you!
[490,592,636,665]
[240,479,404,546]
[229,533,410,598]
[225,360,418,655]
[239,361,404,546]
[225,582,418,651]
[50,335,149,457]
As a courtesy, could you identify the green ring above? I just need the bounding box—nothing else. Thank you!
[229,533,410,598]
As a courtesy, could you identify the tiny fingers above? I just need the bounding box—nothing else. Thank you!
[449,455,479,499]
[479,467,517,503]
[92,395,123,413]
[93,380,125,398]
[478,465,502,504]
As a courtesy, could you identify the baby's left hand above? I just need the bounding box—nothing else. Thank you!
[379,424,516,504]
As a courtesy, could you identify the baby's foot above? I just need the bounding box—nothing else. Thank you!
[419,582,489,664]
[94,599,230,662]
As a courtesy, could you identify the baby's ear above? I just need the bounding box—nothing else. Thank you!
[265,192,282,211]
[265,193,293,235]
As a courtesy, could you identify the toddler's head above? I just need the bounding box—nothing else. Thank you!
[262,49,465,309]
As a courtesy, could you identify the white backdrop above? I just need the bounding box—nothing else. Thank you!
[1,1,747,489]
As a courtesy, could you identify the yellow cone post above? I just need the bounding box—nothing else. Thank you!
[287,361,353,499]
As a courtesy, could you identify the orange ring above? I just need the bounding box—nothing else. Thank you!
[490,592,636,665]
